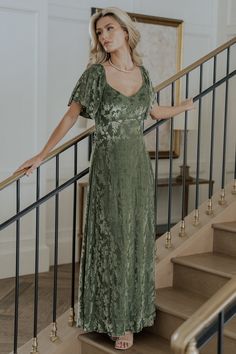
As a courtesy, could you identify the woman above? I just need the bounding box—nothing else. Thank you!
[14,6,195,350]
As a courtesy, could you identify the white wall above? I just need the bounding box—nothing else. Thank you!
[0,0,235,278]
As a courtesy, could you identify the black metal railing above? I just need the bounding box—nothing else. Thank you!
[171,278,236,354]
[0,36,236,353]
[196,300,236,353]
[146,37,236,243]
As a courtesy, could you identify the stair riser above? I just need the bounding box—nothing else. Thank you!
[173,263,229,298]
[213,229,236,257]
[147,310,184,340]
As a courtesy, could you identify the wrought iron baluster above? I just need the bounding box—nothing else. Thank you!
[165,82,175,248]
[154,91,160,228]
[232,144,236,194]
[50,154,60,342]
[219,47,230,205]
[30,167,41,354]
[193,64,203,226]
[68,144,78,327]
[206,55,217,215]
[217,311,224,354]
[154,92,160,257]
[179,73,189,237]
[13,179,20,354]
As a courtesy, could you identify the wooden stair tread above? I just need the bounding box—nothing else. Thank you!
[78,331,171,354]
[172,252,236,278]
[156,287,207,319]
[212,221,236,233]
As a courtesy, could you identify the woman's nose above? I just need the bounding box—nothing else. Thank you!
[101,34,108,42]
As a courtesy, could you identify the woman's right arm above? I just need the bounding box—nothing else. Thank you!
[13,101,82,176]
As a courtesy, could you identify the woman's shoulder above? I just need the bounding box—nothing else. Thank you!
[85,62,104,72]
[141,65,153,85]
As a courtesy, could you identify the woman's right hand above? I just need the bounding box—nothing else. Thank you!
[13,153,44,177]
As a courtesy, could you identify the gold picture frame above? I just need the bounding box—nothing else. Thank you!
[91,8,184,159]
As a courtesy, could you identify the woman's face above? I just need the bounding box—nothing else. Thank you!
[95,16,128,53]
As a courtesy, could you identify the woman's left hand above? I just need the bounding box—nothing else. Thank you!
[180,97,195,111]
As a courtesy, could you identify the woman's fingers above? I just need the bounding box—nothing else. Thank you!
[25,165,36,176]
[12,168,27,175]
[13,154,44,176]
[25,160,43,176]
[186,97,195,111]
[13,163,31,175]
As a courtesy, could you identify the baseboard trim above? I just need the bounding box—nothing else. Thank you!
[0,244,50,279]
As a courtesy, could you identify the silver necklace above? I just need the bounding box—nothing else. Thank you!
[108,58,135,72]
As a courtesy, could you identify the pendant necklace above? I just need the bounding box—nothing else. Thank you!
[108,58,136,72]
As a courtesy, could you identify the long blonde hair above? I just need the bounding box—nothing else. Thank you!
[87,7,143,68]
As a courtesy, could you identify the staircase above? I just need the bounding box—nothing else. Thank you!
[1,36,236,353]
[78,221,236,354]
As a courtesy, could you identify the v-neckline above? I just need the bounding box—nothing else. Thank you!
[97,63,145,98]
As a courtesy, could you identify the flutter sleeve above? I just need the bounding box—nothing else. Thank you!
[149,82,157,112]
[143,67,157,120]
[67,64,104,120]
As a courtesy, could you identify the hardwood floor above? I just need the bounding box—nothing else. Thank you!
[0,263,79,354]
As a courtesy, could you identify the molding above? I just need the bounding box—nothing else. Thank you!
[0,243,50,279]
[0,0,48,166]
[45,165,90,181]
[151,160,208,178]
[48,2,88,22]
[184,23,216,36]
[49,0,88,8]
[0,0,40,11]
[0,234,47,246]
[0,7,39,153]
[46,227,79,265]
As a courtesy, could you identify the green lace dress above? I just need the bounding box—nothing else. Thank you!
[68,63,157,337]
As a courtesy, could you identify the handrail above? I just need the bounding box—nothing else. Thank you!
[171,277,236,354]
[1,36,235,192]
[0,125,95,191]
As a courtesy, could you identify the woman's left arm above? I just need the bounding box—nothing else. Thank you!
[150,98,195,120]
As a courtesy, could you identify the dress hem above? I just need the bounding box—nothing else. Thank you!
[76,310,157,337]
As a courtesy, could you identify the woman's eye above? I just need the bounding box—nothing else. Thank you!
[96,27,113,35]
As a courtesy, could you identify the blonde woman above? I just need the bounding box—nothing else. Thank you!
[14,6,194,350]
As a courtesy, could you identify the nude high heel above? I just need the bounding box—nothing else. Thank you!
[114,331,133,350]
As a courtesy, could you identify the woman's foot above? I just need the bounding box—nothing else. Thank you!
[114,331,133,350]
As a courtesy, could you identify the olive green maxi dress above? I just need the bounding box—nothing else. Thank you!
[68,63,157,337]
